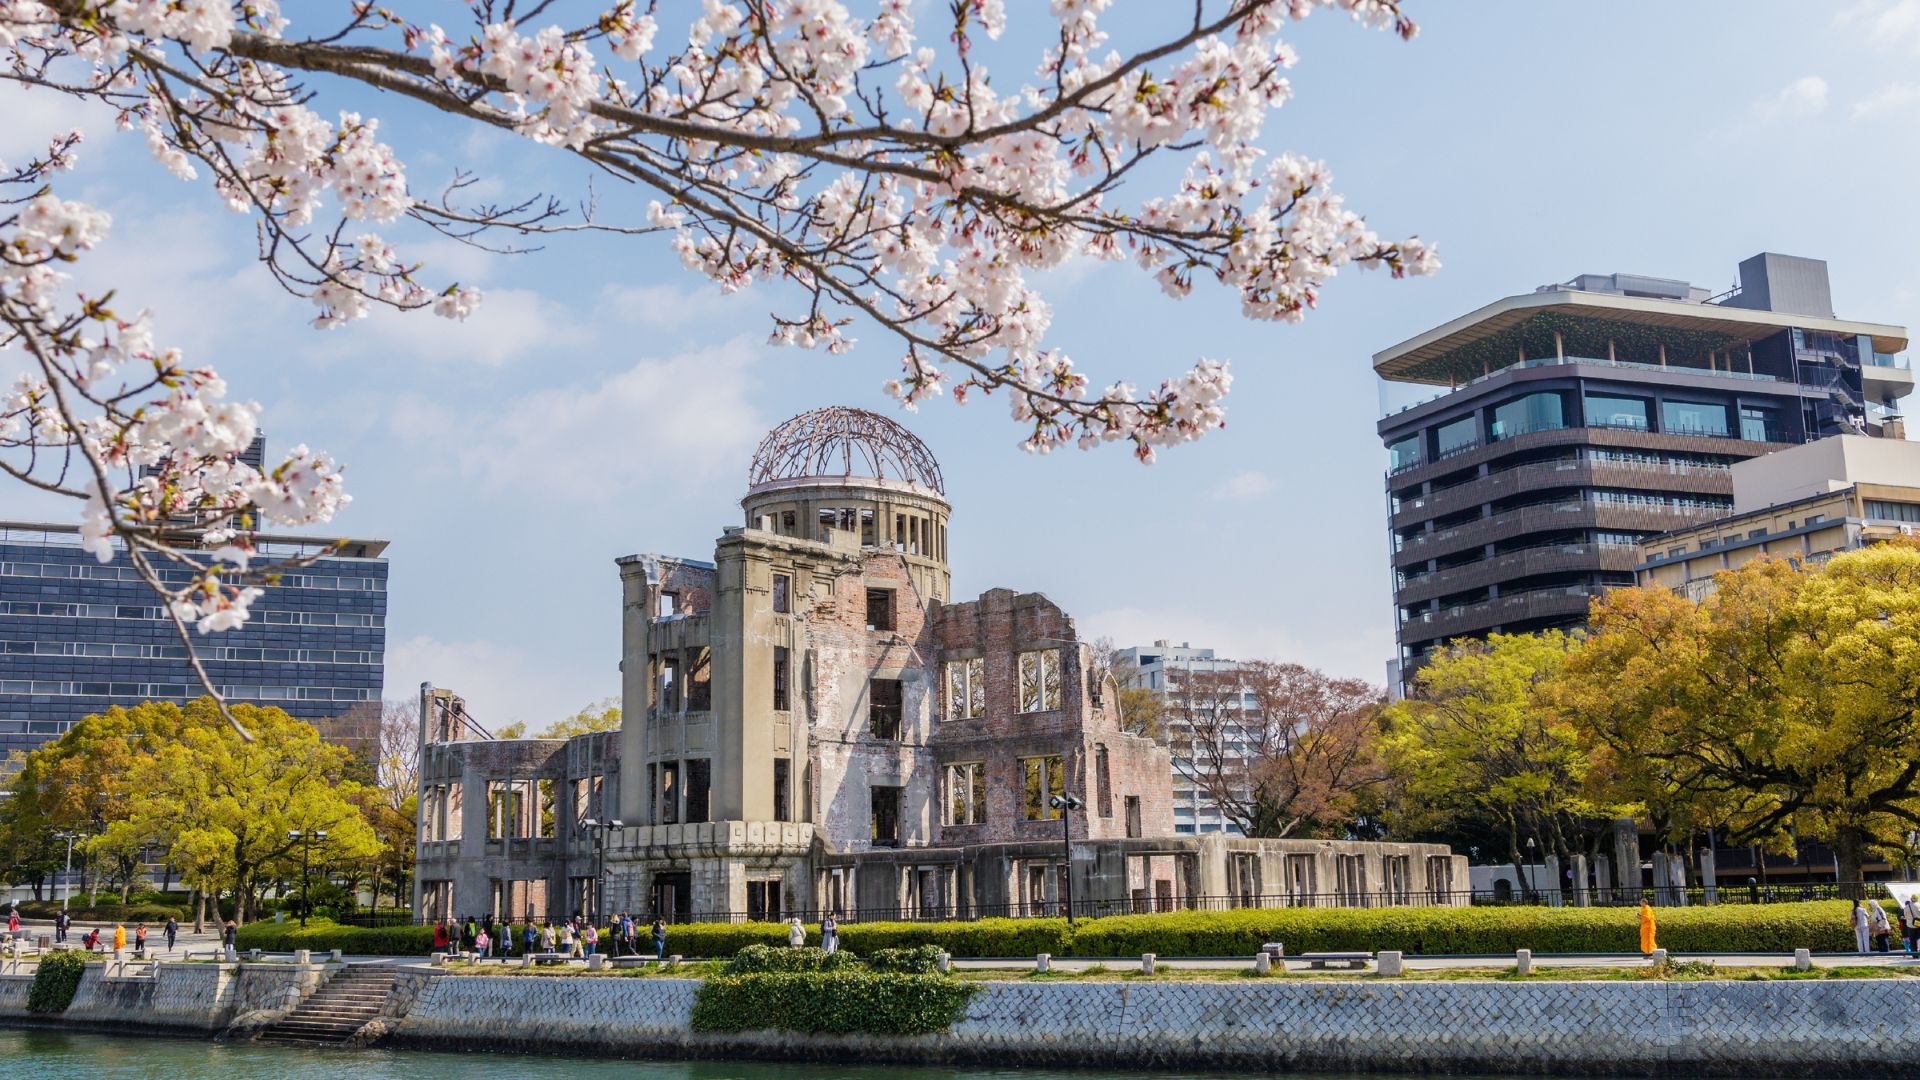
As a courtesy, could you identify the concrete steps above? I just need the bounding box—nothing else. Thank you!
[255,963,398,1047]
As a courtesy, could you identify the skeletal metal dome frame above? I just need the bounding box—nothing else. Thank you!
[747,407,945,495]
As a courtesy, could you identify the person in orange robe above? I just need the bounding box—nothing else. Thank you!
[1638,901,1658,955]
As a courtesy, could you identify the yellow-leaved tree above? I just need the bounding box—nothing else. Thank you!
[1562,542,1920,892]
[125,699,381,924]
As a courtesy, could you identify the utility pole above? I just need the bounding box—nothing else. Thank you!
[287,829,328,928]
[1047,794,1083,925]
[55,832,82,913]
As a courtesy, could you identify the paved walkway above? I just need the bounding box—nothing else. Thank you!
[950,952,1920,974]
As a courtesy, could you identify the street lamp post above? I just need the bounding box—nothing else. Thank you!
[54,831,82,914]
[1047,794,1083,925]
[286,829,328,928]
[580,818,625,926]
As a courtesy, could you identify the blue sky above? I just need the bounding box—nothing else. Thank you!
[4,2,1918,729]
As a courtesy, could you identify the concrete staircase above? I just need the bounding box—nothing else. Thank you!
[255,963,397,1047]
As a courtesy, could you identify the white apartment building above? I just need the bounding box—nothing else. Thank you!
[1111,641,1251,836]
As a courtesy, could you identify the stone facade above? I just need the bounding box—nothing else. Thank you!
[415,407,1465,924]
[384,972,1920,1076]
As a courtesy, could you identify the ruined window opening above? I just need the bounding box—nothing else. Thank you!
[659,654,681,712]
[781,510,796,535]
[1426,855,1455,903]
[909,516,920,555]
[747,880,783,922]
[773,759,790,822]
[1124,796,1142,838]
[772,646,790,711]
[894,512,906,551]
[639,769,652,826]
[818,508,836,539]
[591,775,604,821]
[939,523,947,561]
[1284,854,1316,904]
[688,649,711,711]
[1335,854,1367,906]
[445,784,462,841]
[420,786,438,842]
[1232,853,1260,906]
[657,591,679,618]
[1383,855,1411,905]
[685,758,712,824]
[839,508,858,531]
[802,762,814,824]
[945,657,985,720]
[946,762,986,826]
[869,678,903,740]
[772,573,791,614]
[860,508,876,547]
[866,588,895,632]
[1018,649,1062,713]
[1021,755,1065,821]
[659,762,679,825]
[486,780,517,839]
[871,785,902,847]
[538,778,557,838]
[1095,745,1113,818]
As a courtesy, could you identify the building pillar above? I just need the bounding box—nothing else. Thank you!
[1612,819,1640,899]
[1554,331,1565,360]
[1569,853,1590,908]
[1593,853,1612,905]
[1651,851,1671,906]
[1699,848,1718,905]
[1543,854,1563,907]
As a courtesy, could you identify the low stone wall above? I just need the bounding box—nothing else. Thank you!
[0,959,326,1032]
[387,974,1920,1076]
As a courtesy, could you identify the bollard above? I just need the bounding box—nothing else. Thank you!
[1035,953,1051,974]
[521,953,533,969]
[936,951,951,975]
[330,949,343,963]
[224,945,237,962]
[668,955,682,967]
[1254,952,1271,975]
[294,949,310,965]
[1262,942,1285,960]
[1793,948,1811,972]
[587,953,605,971]
[247,948,261,961]
[1139,953,1154,975]
[1515,948,1533,976]
[431,952,447,967]
[1378,951,1404,977]
[1650,948,1668,967]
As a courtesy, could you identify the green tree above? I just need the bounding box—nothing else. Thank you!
[1562,543,1920,891]
[539,698,622,740]
[124,699,382,924]
[1383,631,1620,893]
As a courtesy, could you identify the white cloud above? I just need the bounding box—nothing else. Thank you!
[0,83,117,165]
[385,635,578,732]
[597,282,735,330]
[1851,81,1920,118]
[440,336,767,500]
[1209,470,1275,503]
[331,287,590,368]
[1838,0,1920,50]
[1755,75,1830,121]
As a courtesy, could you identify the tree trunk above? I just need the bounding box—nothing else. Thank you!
[1832,826,1867,900]
[191,888,204,934]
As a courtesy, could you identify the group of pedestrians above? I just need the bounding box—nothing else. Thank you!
[9,906,180,955]
[431,912,670,961]
[786,912,839,953]
[1851,896,1920,956]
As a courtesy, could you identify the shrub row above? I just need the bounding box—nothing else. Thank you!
[723,943,860,974]
[690,971,975,1036]
[230,901,1872,959]
[15,901,187,923]
[27,951,86,1014]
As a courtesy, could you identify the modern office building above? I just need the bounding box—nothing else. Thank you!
[0,520,389,758]
[1636,435,1920,599]
[1376,253,1910,688]
[1111,641,1249,836]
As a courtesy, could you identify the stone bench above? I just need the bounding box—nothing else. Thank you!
[528,952,570,965]
[1298,952,1371,970]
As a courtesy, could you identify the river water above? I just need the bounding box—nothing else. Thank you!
[0,1027,1512,1080]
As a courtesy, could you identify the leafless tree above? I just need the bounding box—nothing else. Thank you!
[1166,660,1385,837]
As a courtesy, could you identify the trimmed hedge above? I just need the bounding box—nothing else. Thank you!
[691,971,975,1035]
[15,901,187,923]
[867,944,946,973]
[227,902,1874,959]
[27,951,87,1014]
[723,943,861,974]
[234,917,434,955]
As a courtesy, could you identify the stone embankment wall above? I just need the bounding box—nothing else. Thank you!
[0,960,325,1032]
[389,974,1920,1077]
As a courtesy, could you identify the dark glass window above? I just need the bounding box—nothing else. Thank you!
[1388,435,1421,472]
[1489,393,1566,441]
[685,759,711,823]
[772,573,790,614]
[869,678,903,740]
[773,759,790,822]
[772,646,789,711]
[1584,394,1649,430]
[1434,416,1477,458]
[1739,404,1782,442]
[1661,400,1730,437]
[865,588,894,631]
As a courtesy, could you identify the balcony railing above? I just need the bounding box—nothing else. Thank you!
[1868,352,1911,370]
[1384,354,1785,418]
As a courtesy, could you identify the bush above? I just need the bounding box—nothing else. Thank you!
[15,900,186,923]
[234,917,435,955]
[27,951,87,1014]
[691,971,974,1036]
[839,916,1071,958]
[723,944,861,974]
[866,944,945,973]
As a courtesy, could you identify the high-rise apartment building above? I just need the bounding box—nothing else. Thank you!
[1376,253,1910,687]
[1111,641,1248,836]
[0,520,389,757]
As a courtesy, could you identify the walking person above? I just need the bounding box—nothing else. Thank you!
[1904,894,1920,957]
[7,906,19,937]
[133,923,147,956]
[652,916,667,961]
[583,922,598,957]
[1852,899,1873,955]
[53,910,68,944]
[1871,900,1892,953]
[787,916,805,949]
[164,915,178,953]
[432,920,450,952]
[112,923,126,954]
[1637,901,1657,956]
[523,920,538,956]
[541,922,556,954]
[474,927,490,962]
[822,912,839,956]
[222,920,236,954]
